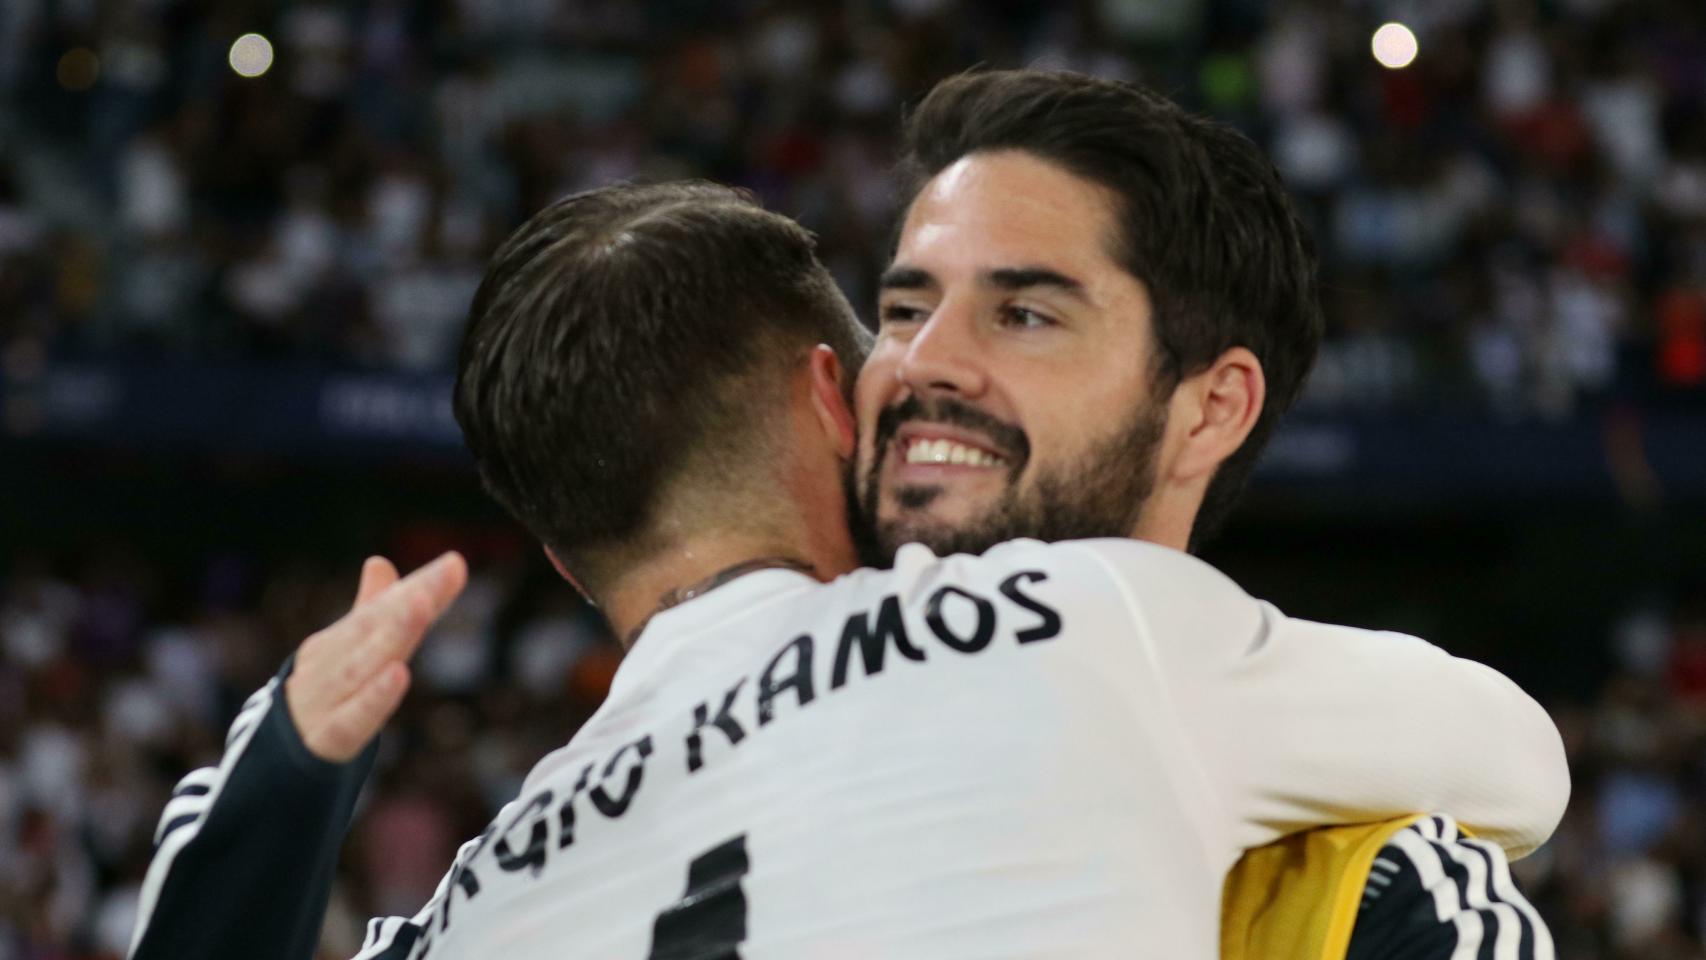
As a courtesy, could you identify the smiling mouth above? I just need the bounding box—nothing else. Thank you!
[899,435,1008,468]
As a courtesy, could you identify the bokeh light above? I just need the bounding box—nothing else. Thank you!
[1371,22,1419,69]
[56,47,100,91]
[228,33,274,78]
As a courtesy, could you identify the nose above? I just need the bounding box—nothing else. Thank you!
[897,301,989,400]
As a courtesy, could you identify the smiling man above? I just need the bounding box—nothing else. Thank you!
[859,155,1180,555]
[855,76,1308,563]
[128,77,1564,960]
[853,70,1558,960]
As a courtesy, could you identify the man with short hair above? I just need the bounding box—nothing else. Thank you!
[128,77,1566,960]
[856,70,1318,561]
[855,69,1558,960]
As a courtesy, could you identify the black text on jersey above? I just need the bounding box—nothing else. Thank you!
[409,571,1063,955]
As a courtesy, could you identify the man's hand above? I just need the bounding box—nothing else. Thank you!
[285,552,469,762]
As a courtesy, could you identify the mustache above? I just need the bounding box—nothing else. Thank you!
[872,395,1030,466]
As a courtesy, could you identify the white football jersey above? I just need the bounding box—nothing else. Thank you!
[358,538,1567,960]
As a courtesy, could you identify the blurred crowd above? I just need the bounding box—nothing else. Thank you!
[0,536,626,960]
[0,539,1701,959]
[1531,587,1706,960]
[0,0,1702,416]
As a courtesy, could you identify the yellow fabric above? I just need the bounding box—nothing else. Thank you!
[1219,815,1426,960]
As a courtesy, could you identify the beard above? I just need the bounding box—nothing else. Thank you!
[848,393,1169,568]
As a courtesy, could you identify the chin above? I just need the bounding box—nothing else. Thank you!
[873,510,996,563]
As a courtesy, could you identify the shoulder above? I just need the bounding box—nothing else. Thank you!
[989,538,1259,627]
[859,537,1244,595]
[843,539,1263,644]
[1023,537,1252,602]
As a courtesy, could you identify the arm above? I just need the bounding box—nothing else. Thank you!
[1070,540,1569,858]
[131,682,512,960]
[1345,816,1556,960]
[1194,614,1568,858]
[128,670,377,960]
[127,553,469,960]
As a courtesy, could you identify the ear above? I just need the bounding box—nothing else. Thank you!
[1170,347,1265,482]
[542,545,594,605]
[808,344,857,459]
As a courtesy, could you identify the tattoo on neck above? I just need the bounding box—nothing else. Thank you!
[624,556,816,648]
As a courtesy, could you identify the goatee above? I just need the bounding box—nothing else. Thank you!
[850,395,1168,566]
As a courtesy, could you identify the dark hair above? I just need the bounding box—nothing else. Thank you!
[898,70,1324,545]
[454,181,868,587]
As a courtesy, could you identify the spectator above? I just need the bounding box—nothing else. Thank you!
[0,0,1698,412]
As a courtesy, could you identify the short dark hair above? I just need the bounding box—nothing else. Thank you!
[454,181,868,588]
[898,70,1324,545]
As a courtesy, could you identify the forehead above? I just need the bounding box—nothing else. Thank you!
[896,150,1126,275]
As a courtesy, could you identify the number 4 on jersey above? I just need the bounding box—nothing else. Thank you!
[648,834,750,960]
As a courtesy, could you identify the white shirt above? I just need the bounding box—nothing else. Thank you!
[360,538,1568,960]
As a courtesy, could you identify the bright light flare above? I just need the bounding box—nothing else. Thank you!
[229,33,274,78]
[1371,23,1419,70]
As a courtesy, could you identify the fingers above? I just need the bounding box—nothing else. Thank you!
[352,556,401,610]
[366,551,467,638]
[290,551,468,761]
[416,551,467,620]
[326,552,468,703]
[312,662,413,762]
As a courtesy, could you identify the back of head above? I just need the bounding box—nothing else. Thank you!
[454,181,868,592]
[899,69,1325,545]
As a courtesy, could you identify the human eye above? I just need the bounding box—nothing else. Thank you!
[879,301,929,326]
[999,304,1058,330]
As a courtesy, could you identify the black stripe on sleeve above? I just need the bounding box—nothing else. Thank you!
[1347,817,1555,960]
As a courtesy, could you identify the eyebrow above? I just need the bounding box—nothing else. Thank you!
[986,267,1087,301]
[878,266,934,290]
[878,264,1089,303]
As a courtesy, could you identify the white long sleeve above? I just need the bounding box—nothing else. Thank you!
[1070,539,1570,858]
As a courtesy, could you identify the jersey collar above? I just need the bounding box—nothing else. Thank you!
[608,566,821,700]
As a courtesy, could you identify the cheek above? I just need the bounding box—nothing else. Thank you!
[1009,384,1123,474]
[853,355,902,456]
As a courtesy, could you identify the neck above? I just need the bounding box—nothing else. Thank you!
[600,533,832,647]
[1131,513,1191,553]
[1128,482,1198,554]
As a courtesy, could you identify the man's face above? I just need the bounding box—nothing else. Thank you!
[851,150,1172,565]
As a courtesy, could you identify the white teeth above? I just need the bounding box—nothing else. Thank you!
[903,438,1004,467]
